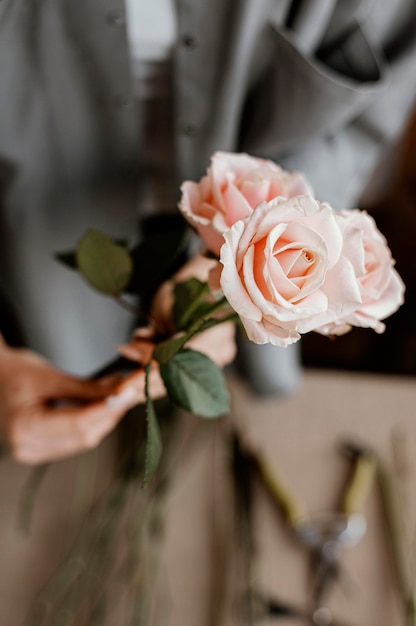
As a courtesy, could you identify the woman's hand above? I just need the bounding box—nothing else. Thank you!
[0,337,164,464]
[0,254,235,465]
[119,254,237,368]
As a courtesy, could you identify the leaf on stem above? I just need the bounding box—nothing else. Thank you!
[76,229,133,295]
[159,349,229,418]
[153,334,191,364]
[153,315,237,365]
[173,278,211,330]
[143,364,163,485]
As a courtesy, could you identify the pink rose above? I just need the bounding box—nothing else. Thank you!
[179,151,313,255]
[219,196,362,347]
[317,210,405,335]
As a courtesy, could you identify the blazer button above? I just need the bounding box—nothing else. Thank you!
[180,122,199,136]
[106,9,125,27]
[181,34,198,50]
[114,95,132,109]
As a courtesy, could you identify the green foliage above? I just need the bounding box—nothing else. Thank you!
[56,239,129,273]
[159,349,229,418]
[76,230,133,294]
[55,224,233,483]
[143,364,163,485]
[173,278,211,330]
[56,225,187,300]
[152,334,191,365]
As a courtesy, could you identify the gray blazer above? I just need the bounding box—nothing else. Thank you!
[0,0,415,376]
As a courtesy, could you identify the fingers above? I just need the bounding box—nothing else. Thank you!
[118,336,155,364]
[107,366,166,403]
[150,281,174,332]
[1,298,235,466]
[45,372,119,402]
[10,389,139,464]
[173,254,218,282]
[0,344,145,464]
[9,369,166,465]
[149,256,218,332]
[188,322,237,366]
[94,372,127,388]
[0,347,123,406]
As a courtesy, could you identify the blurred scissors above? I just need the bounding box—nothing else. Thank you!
[253,442,377,624]
[239,589,367,626]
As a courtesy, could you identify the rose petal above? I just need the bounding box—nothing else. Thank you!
[222,183,253,225]
[295,256,361,334]
[220,222,262,321]
[240,315,301,347]
[353,268,405,325]
[272,171,314,198]
[240,175,272,207]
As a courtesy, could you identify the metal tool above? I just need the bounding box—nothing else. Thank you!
[239,589,367,626]
[297,511,367,623]
[253,443,377,624]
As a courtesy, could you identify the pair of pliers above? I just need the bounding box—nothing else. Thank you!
[252,442,377,622]
[240,589,367,626]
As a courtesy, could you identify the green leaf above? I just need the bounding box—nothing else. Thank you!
[173,278,210,330]
[143,364,163,485]
[126,228,188,295]
[153,334,190,364]
[159,349,229,418]
[76,229,133,295]
[56,239,128,272]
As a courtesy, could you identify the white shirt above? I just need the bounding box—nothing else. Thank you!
[124,0,177,64]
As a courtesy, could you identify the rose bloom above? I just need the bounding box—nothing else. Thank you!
[219,195,362,347]
[316,209,405,335]
[179,151,313,256]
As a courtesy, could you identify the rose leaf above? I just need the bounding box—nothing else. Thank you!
[76,229,133,295]
[159,349,229,418]
[153,334,189,365]
[173,278,210,330]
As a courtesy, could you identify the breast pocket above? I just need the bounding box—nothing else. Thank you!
[240,20,388,158]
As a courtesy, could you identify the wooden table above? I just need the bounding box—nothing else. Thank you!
[0,368,415,625]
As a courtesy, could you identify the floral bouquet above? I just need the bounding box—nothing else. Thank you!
[58,151,404,484]
[25,151,404,625]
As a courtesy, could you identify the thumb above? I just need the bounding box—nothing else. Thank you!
[47,372,120,402]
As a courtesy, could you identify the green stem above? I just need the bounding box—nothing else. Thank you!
[188,310,238,337]
[176,282,210,330]
[201,296,230,319]
[17,464,49,533]
[183,298,233,338]
[153,303,238,365]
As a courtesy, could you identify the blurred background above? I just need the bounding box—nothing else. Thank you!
[302,102,416,376]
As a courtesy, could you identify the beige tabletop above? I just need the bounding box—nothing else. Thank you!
[0,368,415,626]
